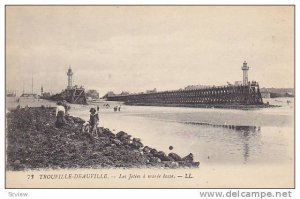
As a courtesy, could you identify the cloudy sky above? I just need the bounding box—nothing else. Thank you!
[6,6,294,96]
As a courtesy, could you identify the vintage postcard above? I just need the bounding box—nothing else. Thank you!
[5,5,294,188]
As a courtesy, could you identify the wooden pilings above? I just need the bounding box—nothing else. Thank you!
[107,84,263,106]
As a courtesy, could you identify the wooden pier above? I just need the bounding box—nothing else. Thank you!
[106,82,263,108]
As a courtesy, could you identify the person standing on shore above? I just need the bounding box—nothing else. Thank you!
[89,107,99,138]
[96,106,100,133]
[55,101,66,128]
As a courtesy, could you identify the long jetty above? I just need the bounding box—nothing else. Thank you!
[106,82,265,108]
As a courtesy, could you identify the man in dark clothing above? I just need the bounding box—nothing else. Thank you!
[55,101,66,128]
[89,108,99,138]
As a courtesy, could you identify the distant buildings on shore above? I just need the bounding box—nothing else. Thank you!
[6,90,16,97]
[146,88,157,94]
[260,87,294,98]
[184,85,210,90]
[86,89,100,99]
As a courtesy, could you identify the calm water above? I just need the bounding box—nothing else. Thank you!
[68,98,294,166]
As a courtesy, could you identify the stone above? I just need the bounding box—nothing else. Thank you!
[116,131,127,138]
[150,148,158,156]
[112,138,122,146]
[155,151,171,161]
[130,141,143,149]
[168,152,182,161]
[133,138,141,142]
[143,146,152,154]
[149,157,161,163]
[182,153,194,162]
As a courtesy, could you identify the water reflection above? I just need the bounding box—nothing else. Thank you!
[69,104,291,165]
[182,121,262,164]
[238,127,261,164]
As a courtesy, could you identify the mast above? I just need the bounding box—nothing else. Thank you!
[22,80,24,94]
[31,74,33,94]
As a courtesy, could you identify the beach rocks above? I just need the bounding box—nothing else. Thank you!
[6,107,200,170]
[115,131,132,145]
[168,152,182,161]
[149,157,161,163]
[130,137,143,150]
[116,131,126,138]
[155,151,171,161]
[111,138,122,146]
[142,146,152,154]
[150,148,158,156]
[130,140,143,150]
[101,128,115,138]
[163,161,179,168]
[182,153,194,162]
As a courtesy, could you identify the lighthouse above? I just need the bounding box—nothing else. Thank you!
[41,85,43,95]
[241,61,249,85]
[67,66,73,90]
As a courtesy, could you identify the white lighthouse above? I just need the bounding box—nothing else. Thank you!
[67,66,73,90]
[241,61,249,85]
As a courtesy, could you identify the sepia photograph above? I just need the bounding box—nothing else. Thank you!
[5,5,294,188]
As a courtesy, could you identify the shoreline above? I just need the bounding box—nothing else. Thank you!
[6,106,200,170]
[123,102,279,110]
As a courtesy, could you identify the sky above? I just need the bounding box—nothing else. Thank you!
[6,6,294,96]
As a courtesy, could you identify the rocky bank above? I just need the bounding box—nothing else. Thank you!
[6,107,199,170]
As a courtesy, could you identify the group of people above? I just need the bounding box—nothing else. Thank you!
[113,105,121,112]
[55,101,100,138]
[55,102,123,138]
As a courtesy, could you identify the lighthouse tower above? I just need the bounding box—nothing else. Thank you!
[241,61,249,85]
[41,85,43,95]
[67,66,73,90]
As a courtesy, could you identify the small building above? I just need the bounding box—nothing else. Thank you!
[146,88,157,94]
[120,91,130,96]
[234,81,243,86]
[6,90,16,97]
[41,92,51,98]
[86,89,100,99]
[104,91,116,98]
[261,91,270,98]
[20,93,38,98]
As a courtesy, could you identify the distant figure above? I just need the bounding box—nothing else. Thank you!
[118,105,121,112]
[55,101,66,128]
[103,103,110,109]
[114,106,118,112]
[287,100,290,105]
[96,106,100,126]
[89,107,99,138]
